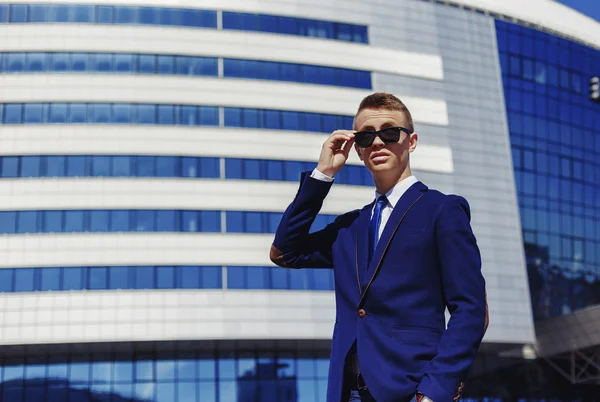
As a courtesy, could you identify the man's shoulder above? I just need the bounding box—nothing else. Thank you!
[421,186,471,212]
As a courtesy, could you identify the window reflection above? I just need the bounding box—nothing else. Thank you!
[223,11,368,43]
[0,103,353,133]
[497,20,600,320]
[2,51,371,88]
[0,264,334,293]
[0,350,328,402]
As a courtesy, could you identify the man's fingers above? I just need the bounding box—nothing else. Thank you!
[342,137,356,157]
[326,132,355,150]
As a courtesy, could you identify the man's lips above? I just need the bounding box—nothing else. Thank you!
[371,152,389,164]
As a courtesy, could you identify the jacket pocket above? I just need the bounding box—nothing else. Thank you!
[392,325,442,343]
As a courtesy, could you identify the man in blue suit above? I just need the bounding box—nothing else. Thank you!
[270,93,489,402]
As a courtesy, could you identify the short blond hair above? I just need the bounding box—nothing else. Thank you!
[353,92,414,132]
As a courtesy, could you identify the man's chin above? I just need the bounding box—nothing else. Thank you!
[367,162,395,173]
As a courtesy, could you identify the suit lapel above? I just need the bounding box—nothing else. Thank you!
[355,182,428,308]
[367,181,427,272]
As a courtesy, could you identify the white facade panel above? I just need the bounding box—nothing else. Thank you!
[0,290,337,344]
[0,126,454,173]
[0,24,444,80]
[0,286,516,346]
[0,75,449,126]
[0,178,374,214]
[0,233,274,267]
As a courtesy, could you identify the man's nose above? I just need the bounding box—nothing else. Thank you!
[372,135,385,148]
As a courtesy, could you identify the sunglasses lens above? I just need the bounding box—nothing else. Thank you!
[355,132,374,147]
[379,127,401,143]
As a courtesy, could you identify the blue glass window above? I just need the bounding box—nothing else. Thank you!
[157,55,174,74]
[178,266,200,289]
[0,4,8,23]
[136,156,155,176]
[157,266,175,289]
[115,53,134,72]
[43,211,62,233]
[63,267,84,290]
[180,9,216,28]
[179,106,197,125]
[0,264,335,292]
[17,211,38,234]
[138,6,158,25]
[96,6,113,23]
[64,210,85,232]
[23,103,44,123]
[157,105,175,124]
[49,103,68,123]
[4,104,22,124]
[138,104,156,124]
[181,211,198,232]
[14,268,35,292]
[20,156,41,177]
[109,266,130,289]
[221,58,371,89]
[1,103,350,133]
[227,266,245,289]
[200,211,220,232]
[199,157,220,177]
[138,55,155,73]
[9,4,27,23]
[0,211,16,234]
[224,108,242,127]
[72,5,94,23]
[115,6,139,24]
[67,156,87,176]
[69,103,86,123]
[497,20,600,321]
[198,105,219,125]
[1,156,19,177]
[157,8,178,26]
[90,210,109,232]
[223,12,368,43]
[0,269,13,292]
[91,103,111,123]
[89,267,108,290]
[50,53,69,72]
[26,52,45,72]
[135,266,154,289]
[156,210,178,232]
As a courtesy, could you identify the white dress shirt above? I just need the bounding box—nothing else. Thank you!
[310,168,419,241]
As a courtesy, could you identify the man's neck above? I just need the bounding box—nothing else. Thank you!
[374,169,413,195]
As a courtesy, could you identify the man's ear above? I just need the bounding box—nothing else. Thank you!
[408,132,418,153]
[354,143,364,161]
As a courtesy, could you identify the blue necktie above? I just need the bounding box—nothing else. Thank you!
[368,195,388,265]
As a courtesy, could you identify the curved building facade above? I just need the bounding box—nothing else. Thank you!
[0,0,598,400]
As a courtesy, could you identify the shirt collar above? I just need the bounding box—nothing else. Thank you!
[375,175,419,208]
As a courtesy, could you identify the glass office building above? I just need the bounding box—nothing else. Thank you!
[0,0,598,400]
[497,20,600,321]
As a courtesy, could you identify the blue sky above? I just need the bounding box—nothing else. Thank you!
[556,0,600,22]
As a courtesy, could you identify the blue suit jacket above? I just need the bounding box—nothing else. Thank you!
[271,173,487,402]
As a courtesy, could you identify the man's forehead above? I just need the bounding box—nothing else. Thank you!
[355,108,406,129]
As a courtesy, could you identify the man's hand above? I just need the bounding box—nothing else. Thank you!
[316,130,355,178]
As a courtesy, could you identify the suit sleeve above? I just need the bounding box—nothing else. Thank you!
[271,171,355,268]
[417,195,487,401]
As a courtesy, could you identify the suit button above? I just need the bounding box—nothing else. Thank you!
[357,309,366,318]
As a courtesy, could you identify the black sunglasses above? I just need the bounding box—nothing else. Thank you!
[354,126,412,148]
